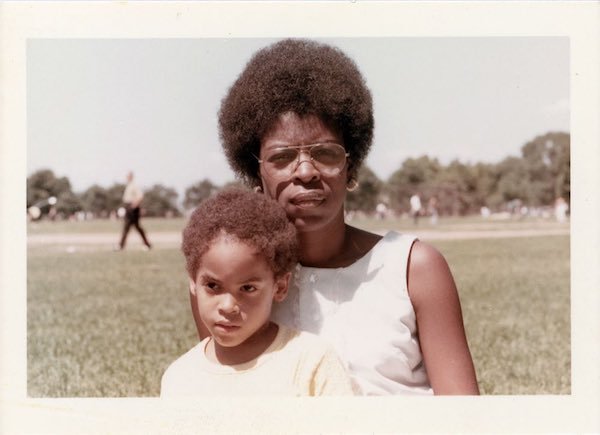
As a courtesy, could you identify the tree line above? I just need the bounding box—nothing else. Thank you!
[27,131,569,219]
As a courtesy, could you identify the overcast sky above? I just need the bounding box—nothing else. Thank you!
[27,37,569,198]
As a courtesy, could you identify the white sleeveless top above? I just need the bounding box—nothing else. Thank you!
[271,231,433,395]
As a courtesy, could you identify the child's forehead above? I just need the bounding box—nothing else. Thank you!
[204,231,266,261]
[196,234,275,281]
[214,230,255,248]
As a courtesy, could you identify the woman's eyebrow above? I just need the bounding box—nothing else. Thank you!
[265,139,340,148]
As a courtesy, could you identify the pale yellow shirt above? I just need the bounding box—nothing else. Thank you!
[160,324,355,396]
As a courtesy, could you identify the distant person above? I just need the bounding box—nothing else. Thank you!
[427,196,439,225]
[161,188,354,396]
[410,193,422,225]
[117,171,152,251]
[375,202,388,220]
[554,196,568,223]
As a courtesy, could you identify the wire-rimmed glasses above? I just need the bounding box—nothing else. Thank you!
[254,143,349,179]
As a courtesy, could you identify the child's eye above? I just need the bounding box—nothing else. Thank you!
[240,284,257,293]
[204,282,220,293]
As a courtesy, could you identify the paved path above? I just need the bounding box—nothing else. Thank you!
[28,227,570,249]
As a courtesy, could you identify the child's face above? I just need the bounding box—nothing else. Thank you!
[190,234,289,348]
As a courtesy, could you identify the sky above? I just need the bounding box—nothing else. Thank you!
[27,37,569,199]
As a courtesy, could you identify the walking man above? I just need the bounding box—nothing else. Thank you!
[410,193,422,225]
[117,171,152,250]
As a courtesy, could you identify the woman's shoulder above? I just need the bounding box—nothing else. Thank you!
[406,239,457,304]
[409,239,447,267]
[355,228,418,259]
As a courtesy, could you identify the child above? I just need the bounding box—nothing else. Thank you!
[160,188,354,396]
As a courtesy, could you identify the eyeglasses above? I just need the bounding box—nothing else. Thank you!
[254,143,349,179]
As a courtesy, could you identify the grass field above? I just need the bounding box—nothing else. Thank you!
[27,214,568,235]
[27,216,570,396]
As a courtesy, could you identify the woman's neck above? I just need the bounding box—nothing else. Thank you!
[297,222,347,268]
[298,222,383,268]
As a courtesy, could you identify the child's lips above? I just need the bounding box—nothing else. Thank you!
[214,323,241,332]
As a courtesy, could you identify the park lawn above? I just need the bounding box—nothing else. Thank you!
[27,234,570,396]
[436,236,570,395]
[27,217,188,235]
[27,247,196,397]
[27,214,569,235]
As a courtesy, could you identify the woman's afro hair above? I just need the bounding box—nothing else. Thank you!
[218,38,374,187]
[181,187,298,279]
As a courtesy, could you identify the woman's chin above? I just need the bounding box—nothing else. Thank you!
[290,215,331,235]
[285,204,344,234]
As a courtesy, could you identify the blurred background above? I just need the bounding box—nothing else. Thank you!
[27,37,569,221]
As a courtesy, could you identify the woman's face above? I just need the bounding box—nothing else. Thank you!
[259,112,348,234]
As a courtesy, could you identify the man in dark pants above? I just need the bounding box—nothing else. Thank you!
[117,171,152,251]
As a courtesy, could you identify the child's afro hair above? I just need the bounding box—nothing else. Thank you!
[218,38,374,187]
[182,187,298,279]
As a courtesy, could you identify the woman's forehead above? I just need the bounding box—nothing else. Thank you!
[261,112,342,147]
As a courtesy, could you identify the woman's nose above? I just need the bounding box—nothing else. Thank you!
[292,151,320,183]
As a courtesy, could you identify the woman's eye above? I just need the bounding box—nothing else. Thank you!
[267,150,297,165]
[240,284,257,293]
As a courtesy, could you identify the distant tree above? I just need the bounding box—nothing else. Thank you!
[386,156,441,212]
[27,169,67,205]
[143,184,181,217]
[57,191,83,217]
[345,165,382,212]
[471,162,500,209]
[27,169,81,216]
[80,185,111,217]
[183,179,219,210]
[520,132,570,204]
[433,160,479,215]
[106,183,126,213]
[493,157,531,206]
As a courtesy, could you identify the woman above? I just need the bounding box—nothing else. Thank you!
[192,38,479,395]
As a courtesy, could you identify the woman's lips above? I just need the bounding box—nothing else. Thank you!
[290,192,325,208]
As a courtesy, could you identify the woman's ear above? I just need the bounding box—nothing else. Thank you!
[273,272,291,302]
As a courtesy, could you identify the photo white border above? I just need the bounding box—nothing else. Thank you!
[1,1,599,432]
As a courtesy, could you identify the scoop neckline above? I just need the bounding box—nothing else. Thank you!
[298,230,395,271]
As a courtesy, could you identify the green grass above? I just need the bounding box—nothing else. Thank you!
[27,214,569,235]
[349,215,569,233]
[27,247,196,397]
[27,217,187,235]
[27,220,570,396]
[436,236,570,394]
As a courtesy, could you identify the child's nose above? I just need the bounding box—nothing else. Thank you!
[219,294,240,315]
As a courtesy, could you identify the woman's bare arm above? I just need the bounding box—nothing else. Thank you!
[407,240,480,395]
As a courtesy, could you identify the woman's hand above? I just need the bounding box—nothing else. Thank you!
[408,241,480,395]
